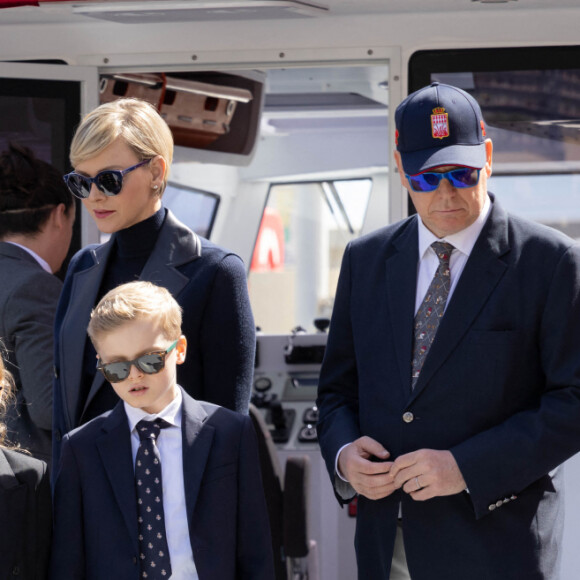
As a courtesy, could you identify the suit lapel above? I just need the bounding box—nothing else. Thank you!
[181,391,213,530]
[386,219,420,394]
[410,200,510,400]
[96,403,139,551]
[139,210,202,297]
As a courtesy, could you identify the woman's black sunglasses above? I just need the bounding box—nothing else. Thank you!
[63,159,151,200]
[96,340,178,383]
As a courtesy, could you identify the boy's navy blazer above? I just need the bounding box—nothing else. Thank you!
[50,389,275,579]
[317,196,580,579]
[53,209,255,470]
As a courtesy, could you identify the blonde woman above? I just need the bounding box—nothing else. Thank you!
[0,353,51,579]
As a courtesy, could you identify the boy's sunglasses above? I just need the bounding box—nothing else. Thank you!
[405,167,481,193]
[96,340,178,383]
[63,159,151,200]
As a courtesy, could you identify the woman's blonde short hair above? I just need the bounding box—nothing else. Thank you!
[70,98,174,194]
[88,281,183,347]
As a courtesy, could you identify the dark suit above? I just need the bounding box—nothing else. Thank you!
[317,196,580,579]
[0,448,51,579]
[50,390,275,579]
[53,210,255,470]
[0,242,60,466]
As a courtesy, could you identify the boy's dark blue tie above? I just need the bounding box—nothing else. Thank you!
[135,418,172,579]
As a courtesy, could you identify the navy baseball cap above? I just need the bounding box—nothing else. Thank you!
[395,82,487,176]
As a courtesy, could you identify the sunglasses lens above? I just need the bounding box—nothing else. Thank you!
[96,171,123,196]
[136,353,165,375]
[408,173,441,193]
[449,168,480,188]
[65,174,92,199]
[102,362,131,383]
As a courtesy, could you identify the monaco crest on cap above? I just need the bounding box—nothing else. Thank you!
[431,107,449,140]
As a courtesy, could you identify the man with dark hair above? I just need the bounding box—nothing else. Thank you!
[0,144,74,468]
[317,83,580,579]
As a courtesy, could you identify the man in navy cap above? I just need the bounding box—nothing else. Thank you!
[317,82,580,579]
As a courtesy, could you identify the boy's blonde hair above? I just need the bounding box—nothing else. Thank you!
[88,281,182,347]
[70,98,174,194]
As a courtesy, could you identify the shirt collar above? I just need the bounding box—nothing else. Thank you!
[124,387,183,433]
[417,193,491,259]
[5,241,52,273]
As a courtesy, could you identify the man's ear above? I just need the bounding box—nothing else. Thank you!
[49,203,68,229]
[39,203,67,237]
[393,150,409,189]
[484,139,493,178]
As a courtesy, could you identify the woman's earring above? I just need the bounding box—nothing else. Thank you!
[152,184,159,190]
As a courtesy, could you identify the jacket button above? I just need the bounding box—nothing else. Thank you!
[133,557,137,565]
[53,365,59,379]
[55,430,62,442]
[488,504,496,511]
[402,412,414,423]
[496,500,503,508]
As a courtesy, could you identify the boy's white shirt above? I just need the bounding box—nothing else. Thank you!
[124,387,198,579]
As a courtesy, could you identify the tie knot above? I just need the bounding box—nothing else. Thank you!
[136,418,170,442]
[431,241,454,264]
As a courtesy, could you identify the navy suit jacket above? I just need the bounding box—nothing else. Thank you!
[0,448,51,579]
[53,210,255,470]
[50,390,275,580]
[317,196,580,580]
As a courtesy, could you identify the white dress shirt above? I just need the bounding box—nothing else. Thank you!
[414,193,491,314]
[124,389,198,580]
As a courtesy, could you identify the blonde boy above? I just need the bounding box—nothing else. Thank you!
[50,281,274,580]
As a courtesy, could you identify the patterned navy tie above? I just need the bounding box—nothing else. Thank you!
[411,241,454,389]
[135,418,172,579]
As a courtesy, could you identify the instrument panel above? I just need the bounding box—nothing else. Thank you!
[252,329,327,450]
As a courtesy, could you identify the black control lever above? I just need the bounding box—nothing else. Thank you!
[270,401,287,430]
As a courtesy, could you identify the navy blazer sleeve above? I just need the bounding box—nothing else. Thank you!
[196,252,255,415]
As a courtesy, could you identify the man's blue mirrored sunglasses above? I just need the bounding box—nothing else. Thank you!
[63,159,151,200]
[405,167,481,193]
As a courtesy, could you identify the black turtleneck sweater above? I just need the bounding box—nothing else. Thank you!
[81,207,166,420]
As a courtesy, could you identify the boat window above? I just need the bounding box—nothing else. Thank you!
[248,178,372,333]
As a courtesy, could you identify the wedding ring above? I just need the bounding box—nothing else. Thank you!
[415,476,422,491]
